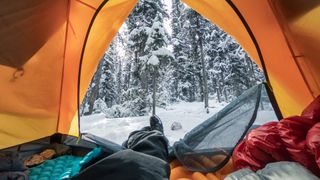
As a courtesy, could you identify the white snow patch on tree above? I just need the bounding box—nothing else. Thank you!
[153,47,174,58]
[148,55,160,66]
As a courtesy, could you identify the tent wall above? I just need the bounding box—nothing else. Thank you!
[61,0,138,136]
[78,0,138,126]
[58,0,105,137]
[0,0,140,149]
[0,0,67,149]
[268,0,320,99]
[183,0,317,117]
[232,0,314,117]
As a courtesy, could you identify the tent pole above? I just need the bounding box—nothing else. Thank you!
[226,0,283,119]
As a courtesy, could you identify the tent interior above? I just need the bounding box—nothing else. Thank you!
[0,0,320,179]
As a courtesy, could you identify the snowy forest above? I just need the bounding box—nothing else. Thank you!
[80,0,265,118]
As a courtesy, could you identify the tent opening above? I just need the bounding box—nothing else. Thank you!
[79,0,278,146]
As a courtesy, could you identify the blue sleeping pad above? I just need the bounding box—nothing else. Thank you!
[29,148,102,180]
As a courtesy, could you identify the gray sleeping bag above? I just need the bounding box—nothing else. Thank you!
[225,162,319,180]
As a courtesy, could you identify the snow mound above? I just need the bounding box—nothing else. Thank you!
[171,121,182,131]
[148,55,159,65]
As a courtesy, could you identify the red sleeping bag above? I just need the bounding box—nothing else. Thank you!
[306,123,320,170]
[233,96,320,176]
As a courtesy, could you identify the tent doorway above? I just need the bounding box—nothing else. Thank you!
[79,0,278,146]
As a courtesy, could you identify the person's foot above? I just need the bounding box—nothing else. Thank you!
[150,115,164,133]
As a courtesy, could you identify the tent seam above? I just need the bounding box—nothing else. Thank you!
[76,0,110,137]
[75,0,97,10]
[267,0,316,99]
[57,0,71,133]
[225,0,283,119]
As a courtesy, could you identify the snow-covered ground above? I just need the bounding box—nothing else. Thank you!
[80,100,277,146]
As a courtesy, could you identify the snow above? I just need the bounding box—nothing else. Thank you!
[148,55,160,66]
[177,55,188,60]
[81,100,226,145]
[145,37,154,47]
[173,40,179,46]
[81,98,277,147]
[152,21,162,30]
[255,109,278,125]
[129,28,139,37]
[145,21,170,47]
[153,47,174,57]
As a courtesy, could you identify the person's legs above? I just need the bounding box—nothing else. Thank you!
[123,115,169,162]
[74,116,171,180]
[74,149,170,180]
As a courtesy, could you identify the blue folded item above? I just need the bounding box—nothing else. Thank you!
[29,147,103,180]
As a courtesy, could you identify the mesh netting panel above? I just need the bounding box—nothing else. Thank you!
[173,84,262,172]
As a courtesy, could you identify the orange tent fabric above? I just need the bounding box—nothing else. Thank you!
[0,0,68,149]
[0,0,137,148]
[58,0,138,137]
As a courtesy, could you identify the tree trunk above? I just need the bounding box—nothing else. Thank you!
[88,83,99,114]
[124,61,131,91]
[213,77,222,103]
[174,72,179,100]
[116,60,122,104]
[260,100,265,110]
[223,87,228,102]
[198,72,204,101]
[217,85,222,103]
[246,57,256,87]
[190,74,196,102]
[196,15,209,112]
[87,65,102,114]
[152,67,157,115]
[248,57,256,79]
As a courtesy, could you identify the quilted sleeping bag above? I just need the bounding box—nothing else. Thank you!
[233,96,320,176]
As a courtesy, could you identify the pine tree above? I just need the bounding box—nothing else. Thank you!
[81,0,266,118]
[144,11,172,115]
[177,8,210,110]
[122,0,171,115]
[100,53,117,108]
[171,3,198,102]
[81,60,103,115]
